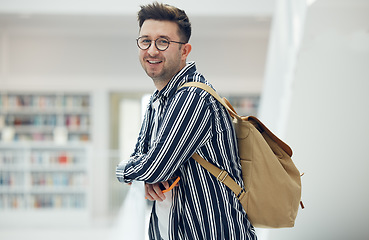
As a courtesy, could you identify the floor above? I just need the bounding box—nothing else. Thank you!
[0,227,111,240]
[0,183,151,240]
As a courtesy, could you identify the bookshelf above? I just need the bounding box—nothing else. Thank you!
[0,92,91,142]
[0,92,92,227]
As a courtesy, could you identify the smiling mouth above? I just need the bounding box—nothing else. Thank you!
[147,60,162,64]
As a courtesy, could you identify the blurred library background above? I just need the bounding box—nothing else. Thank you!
[1,1,369,240]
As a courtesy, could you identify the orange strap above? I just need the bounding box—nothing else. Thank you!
[162,176,181,193]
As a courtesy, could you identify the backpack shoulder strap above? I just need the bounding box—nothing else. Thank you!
[178,82,247,205]
[179,82,241,119]
[192,153,247,206]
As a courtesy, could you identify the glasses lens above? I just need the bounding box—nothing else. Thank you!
[137,37,151,50]
[155,38,169,51]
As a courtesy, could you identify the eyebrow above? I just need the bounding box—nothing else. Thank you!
[160,35,171,39]
[138,35,171,40]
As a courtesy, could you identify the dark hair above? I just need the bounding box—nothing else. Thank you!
[138,2,191,43]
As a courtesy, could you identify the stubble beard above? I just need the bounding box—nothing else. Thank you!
[144,61,180,88]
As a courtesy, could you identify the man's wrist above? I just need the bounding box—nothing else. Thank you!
[116,161,132,184]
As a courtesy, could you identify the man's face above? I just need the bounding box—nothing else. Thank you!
[138,19,187,85]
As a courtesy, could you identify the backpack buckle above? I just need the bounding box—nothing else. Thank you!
[217,170,228,183]
[237,189,246,201]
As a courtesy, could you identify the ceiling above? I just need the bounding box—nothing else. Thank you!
[0,0,275,16]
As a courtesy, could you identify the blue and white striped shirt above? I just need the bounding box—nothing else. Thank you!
[116,62,257,240]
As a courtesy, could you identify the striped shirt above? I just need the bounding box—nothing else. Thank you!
[116,62,257,240]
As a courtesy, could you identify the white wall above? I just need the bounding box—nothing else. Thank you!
[259,0,369,239]
[258,0,308,134]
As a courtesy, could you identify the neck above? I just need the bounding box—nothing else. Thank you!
[153,62,187,91]
[153,79,170,91]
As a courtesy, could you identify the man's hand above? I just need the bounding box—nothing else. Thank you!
[145,181,169,202]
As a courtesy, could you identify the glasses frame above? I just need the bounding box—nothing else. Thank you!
[136,37,186,51]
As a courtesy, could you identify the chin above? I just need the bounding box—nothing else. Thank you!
[146,69,163,79]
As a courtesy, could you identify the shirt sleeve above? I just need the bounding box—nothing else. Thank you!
[117,89,212,184]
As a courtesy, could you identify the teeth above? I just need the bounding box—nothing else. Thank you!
[148,60,161,64]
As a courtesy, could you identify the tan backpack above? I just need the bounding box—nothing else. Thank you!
[179,82,302,228]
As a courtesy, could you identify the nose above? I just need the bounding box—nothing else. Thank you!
[147,41,159,56]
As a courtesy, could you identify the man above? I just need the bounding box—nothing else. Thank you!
[116,2,257,240]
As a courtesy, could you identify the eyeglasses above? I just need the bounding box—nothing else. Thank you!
[136,36,186,51]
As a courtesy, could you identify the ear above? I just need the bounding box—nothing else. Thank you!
[181,43,192,61]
